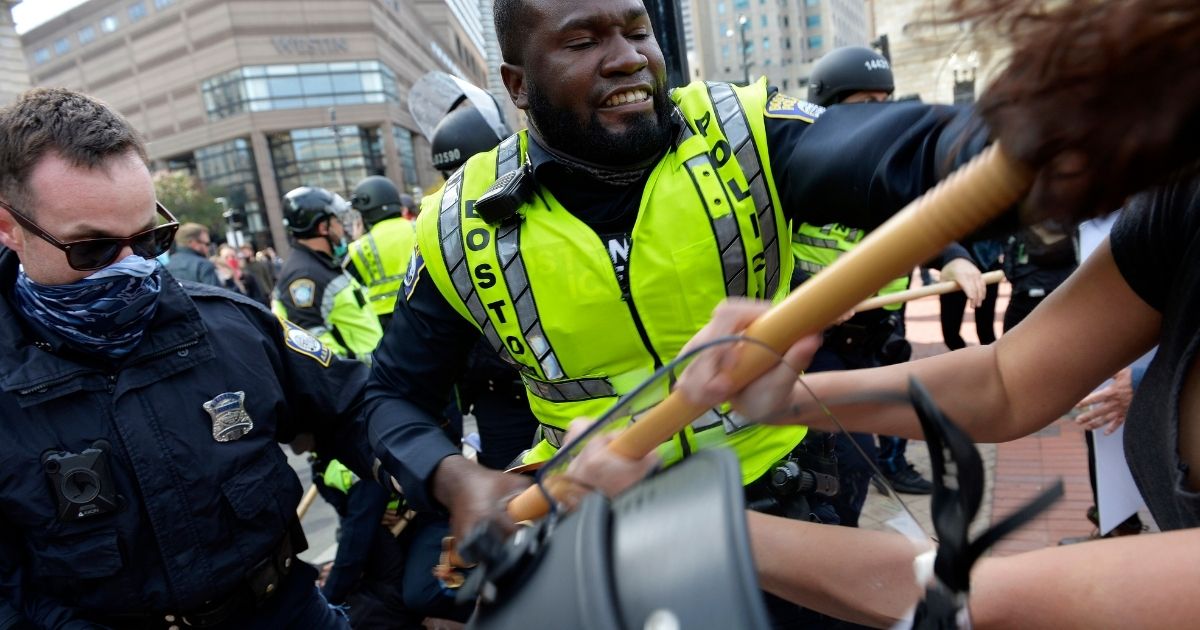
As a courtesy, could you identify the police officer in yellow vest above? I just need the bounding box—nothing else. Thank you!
[345,176,416,329]
[364,0,992,542]
[273,186,383,363]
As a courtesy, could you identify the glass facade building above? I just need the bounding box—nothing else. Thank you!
[201,61,398,121]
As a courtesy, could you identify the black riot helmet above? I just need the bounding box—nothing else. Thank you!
[431,106,509,177]
[351,175,405,230]
[806,46,895,107]
[282,186,340,238]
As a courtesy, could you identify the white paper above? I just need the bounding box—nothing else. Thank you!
[1079,213,1150,534]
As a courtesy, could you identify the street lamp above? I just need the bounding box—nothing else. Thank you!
[725,15,752,85]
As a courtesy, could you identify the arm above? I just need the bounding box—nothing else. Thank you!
[747,511,926,628]
[325,279,384,361]
[678,240,1159,443]
[320,480,390,604]
[969,529,1200,628]
[364,263,530,534]
[797,240,1159,442]
[768,100,990,230]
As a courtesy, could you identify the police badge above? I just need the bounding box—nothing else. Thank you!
[203,391,254,442]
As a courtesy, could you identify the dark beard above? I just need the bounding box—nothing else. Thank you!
[527,83,674,168]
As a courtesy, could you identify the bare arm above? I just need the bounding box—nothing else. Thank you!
[748,511,926,628]
[677,240,1160,442]
[969,529,1200,629]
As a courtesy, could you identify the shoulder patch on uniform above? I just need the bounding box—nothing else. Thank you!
[277,315,333,367]
[288,278,316,308]
[765,92,825,122]
[403,243,425,301]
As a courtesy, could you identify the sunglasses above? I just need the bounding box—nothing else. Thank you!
[0,200,180,271]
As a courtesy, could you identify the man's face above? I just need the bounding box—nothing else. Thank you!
[505,0,673,166]
[191,232,212,256]
[0,151,157,285]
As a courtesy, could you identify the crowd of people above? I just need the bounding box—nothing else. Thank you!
[0,0,1197,628]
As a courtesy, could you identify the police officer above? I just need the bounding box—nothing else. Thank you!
[345,176,416,329]
[0,87,370,627]
[364,0,991,544]
[274,186,383,362]
[797,45,987,501]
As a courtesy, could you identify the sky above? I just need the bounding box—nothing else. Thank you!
[12,0,90,34]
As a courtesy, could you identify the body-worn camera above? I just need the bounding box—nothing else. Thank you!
[42,440,120,522]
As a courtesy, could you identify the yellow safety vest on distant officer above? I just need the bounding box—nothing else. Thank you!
[346,216,416,319]
[792,222,910,307]
[414,80,807,485]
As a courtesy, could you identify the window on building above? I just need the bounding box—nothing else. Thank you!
[760,15,767,27]
[194,138,269,242]
[154,0,175,9]
[717,3,726,15]
[100,15,119,32]
[269,125,385,199]
[762,37,770,50]
[807,14,821,27]
[54,38,70,55]
[722,44,730,59]
[783,78,789,90]
[128,2,147,21]
[734,0,748,7]
[784,37,791,50]
[32,48,50,65]
[808,35,823,49]
[393,127,419,188]
[201,60,399,121]
[806,0,820,5]
[78,26,95,45]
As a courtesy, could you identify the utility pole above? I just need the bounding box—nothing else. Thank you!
[643,0,690,88]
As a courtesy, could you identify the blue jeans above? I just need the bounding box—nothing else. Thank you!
[877,435,908,476]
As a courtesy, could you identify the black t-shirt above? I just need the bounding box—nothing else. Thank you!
[1110,175,1200,530]
[365,91,987,511]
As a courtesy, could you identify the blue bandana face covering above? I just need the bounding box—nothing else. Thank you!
[14,255,163,358]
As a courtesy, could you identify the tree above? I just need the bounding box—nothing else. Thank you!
[152,170,225,234]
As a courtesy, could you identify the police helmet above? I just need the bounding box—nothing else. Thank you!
[282,186,339,238]
[807,46,894,107]
[430,106,509,176]
[351,176,404,228]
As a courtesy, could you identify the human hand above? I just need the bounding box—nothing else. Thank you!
[432,455,532,541]
[1074,367,1134,435]
[380,508,401,528]
[553,419,660,506]
[316,561,333,588]
[939,257,986,307]
[675,298,822,421]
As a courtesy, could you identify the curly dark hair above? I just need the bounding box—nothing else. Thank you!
[0,87,147,216]
[950,0,1200,221]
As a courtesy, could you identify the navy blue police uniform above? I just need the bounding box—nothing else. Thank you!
[0,249,372,629]
[364,89,991,513]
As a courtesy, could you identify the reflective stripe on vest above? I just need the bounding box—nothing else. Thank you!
[706,82,783,299]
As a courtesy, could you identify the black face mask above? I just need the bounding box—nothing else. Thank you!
[526,80,674,169]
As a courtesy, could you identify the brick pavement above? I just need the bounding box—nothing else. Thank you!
[863,276,1098,555]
